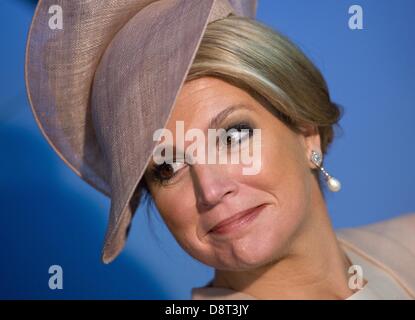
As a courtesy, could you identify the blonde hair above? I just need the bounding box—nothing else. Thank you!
[185,14,344,194]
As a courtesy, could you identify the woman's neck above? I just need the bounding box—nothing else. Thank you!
[212,188,357,300]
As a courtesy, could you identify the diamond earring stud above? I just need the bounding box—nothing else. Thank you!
[310,150,341,192]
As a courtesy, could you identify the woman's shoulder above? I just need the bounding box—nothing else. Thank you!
[335,212,415,297]
[336,212,415,254]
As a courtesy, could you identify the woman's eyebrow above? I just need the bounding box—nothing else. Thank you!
[207,103,252,129]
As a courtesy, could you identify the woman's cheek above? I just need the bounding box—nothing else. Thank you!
[156,190,195,234]
[257,137,310,239]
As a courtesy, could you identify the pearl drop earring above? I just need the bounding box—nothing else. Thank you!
[310,150,341,192]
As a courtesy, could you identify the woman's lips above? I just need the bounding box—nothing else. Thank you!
[208,204,267,235]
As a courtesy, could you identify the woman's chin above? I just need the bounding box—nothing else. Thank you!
[192,209,298,271]
[210,232,288,271]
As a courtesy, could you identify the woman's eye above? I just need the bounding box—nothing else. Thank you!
[151,160,186,184]
[221,122,254,148]
[226,130,250,144]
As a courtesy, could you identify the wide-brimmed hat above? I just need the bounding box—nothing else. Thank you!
[25,0,258,264]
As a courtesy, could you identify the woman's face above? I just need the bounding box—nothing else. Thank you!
[144,76,321,271]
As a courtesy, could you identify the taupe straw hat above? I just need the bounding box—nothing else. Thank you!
[25,0,258,264]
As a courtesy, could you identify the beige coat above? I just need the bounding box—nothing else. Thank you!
[192,212,415,300]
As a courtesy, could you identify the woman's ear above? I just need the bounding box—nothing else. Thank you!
[299,124,322,169]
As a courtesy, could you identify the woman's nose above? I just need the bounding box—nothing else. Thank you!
[191,163,237,211]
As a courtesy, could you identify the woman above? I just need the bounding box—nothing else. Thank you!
[26,0,415,299]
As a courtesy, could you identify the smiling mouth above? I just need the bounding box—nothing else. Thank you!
[208,204,267,235]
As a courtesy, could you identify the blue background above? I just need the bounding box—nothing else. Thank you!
[0,0,414,299]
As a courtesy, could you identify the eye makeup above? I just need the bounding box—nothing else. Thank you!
[147,118,257,186]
